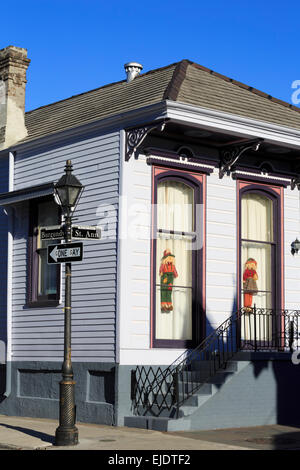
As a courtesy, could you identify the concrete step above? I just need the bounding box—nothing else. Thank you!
[148,380,213,398]
[124,415,192,431]
[136,401,200,418]
[190,360,238,373]
[181,370,212,382]
[178,381,212,395]
[154,393,199,407]
[124,416,172,431]
[216,361,238,372]
[136,404,182,418]
[179,371,234,387]
[207,371,234,384]
[196,383,213,394]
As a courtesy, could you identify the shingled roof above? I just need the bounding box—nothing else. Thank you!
[23,59,300,143]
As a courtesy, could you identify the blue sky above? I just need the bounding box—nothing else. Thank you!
[1,0,300,111]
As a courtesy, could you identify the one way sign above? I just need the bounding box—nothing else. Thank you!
[47,242,83,264]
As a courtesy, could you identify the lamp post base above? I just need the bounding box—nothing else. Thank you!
[55,425,78,446]
[55,377,78,446]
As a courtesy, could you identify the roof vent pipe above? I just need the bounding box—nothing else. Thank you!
[124,62,143,82]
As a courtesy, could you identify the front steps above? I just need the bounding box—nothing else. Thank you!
[125,352,300,431]
[125,360,244,431]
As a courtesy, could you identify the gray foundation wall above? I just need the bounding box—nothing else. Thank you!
[1,357,300,430]
[0,362,116,425]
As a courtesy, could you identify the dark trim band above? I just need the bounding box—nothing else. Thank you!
[0,182,55,206]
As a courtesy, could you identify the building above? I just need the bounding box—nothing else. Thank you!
[0,45,300,430]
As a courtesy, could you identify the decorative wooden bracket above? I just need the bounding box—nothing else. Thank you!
[219,138,263,179]
[291,176,300,190]
[125,119,168,161]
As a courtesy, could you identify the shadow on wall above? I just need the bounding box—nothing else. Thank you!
[205,294,237,339]
[251,356,300,427]
[88,369,115,405]
[205,295,300,426]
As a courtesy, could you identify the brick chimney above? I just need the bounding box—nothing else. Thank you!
[0,46,30,150]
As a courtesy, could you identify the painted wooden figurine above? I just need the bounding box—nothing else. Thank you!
[159,249,178,313]
[243,257,258,310]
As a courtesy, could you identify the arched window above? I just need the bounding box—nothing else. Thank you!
[239,184,283,346]
[152,169,204,348]
[240,187,281,309]
[241,191,275,310]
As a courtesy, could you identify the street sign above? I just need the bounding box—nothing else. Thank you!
[40,225,101,241]
[40,225,65,241]
[47,242,83,264]
[72,225,101,240]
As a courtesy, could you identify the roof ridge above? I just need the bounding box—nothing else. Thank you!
[25,61,181,116]
[189,61,300,115]
[163,59,192,100]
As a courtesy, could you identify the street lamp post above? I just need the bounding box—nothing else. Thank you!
[54,160,84,446]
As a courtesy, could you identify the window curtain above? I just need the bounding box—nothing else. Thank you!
[155,181,194,340]
[241,193,274,342]
[242,193,273,243]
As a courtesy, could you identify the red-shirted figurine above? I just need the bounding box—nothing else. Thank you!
[243,258,258,310]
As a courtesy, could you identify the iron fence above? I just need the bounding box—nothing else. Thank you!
[131,307,300,418]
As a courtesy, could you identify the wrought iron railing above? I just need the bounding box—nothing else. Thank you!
[131,307,300,418]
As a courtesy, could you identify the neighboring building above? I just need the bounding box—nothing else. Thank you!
[0,45,300,430]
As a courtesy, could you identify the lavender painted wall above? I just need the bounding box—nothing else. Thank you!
[11,130,120,363]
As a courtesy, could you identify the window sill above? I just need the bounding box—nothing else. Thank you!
[27,300,61,309]
[152,339,195,349]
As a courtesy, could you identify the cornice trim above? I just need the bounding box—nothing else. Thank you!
[232,170,291,188]
[165,100,300,149]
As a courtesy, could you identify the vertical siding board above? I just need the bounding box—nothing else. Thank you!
[11,131,120,362]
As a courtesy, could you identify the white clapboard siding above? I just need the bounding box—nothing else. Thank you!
[284,188,300,309]
[11,130,120,362]
[206,170,237,331]
[118,154,156,364]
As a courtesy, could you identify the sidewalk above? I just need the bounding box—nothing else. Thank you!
[0,415,299,450]
[0,415,250,450]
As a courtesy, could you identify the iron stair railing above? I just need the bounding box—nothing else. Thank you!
[131,307,300,418]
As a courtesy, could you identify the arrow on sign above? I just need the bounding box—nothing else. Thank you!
[50,246,81,262]
[47,242,83,264]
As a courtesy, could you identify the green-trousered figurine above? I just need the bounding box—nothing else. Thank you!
[159,249,178,313]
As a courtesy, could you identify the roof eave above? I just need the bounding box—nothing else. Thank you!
[165,100,300,150]
[2,101,168,155]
